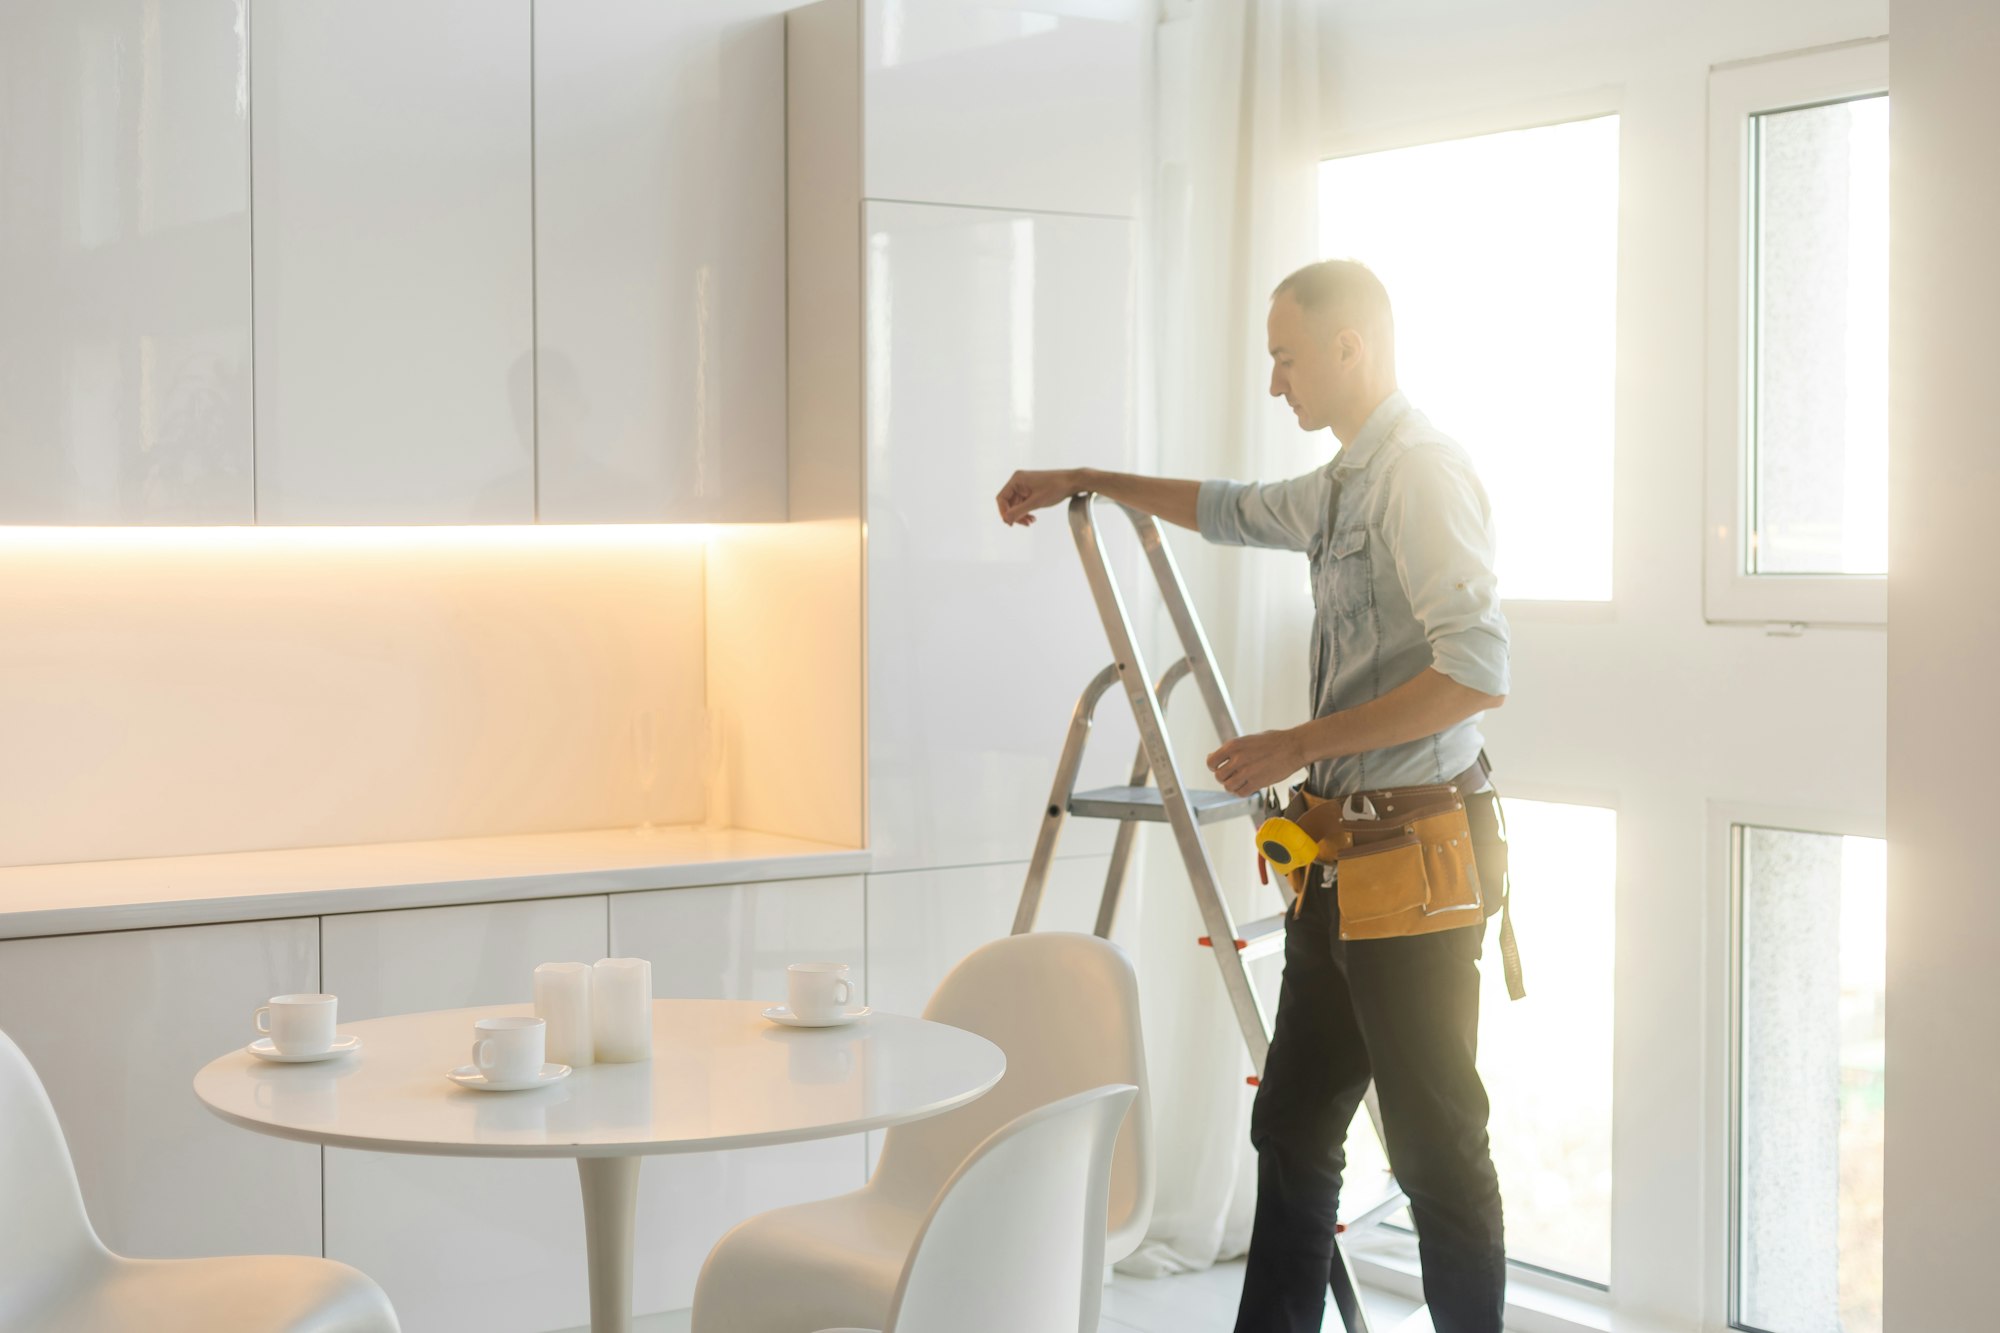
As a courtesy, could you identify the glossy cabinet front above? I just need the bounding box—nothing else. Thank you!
[864,856,1119,1017]
[863,0,1146,217]
[864,202,1142,873]
[0,920,321,1258]
[533,0,789,523]
[249,0,536,524]
[0,0,254,523]
[320,895,607,1333]
[609,876,869,1313]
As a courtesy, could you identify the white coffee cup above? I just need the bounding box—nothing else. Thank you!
[254,993,337,1056]
[787,963,855,1023]
[472,1016,546,1084]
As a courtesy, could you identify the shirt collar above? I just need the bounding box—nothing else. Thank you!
[1332,390,1411,473]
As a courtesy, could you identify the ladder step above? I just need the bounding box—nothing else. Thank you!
[1235,913,1287,960]
[1197,912,1288,962]
[1069,785,1257,825]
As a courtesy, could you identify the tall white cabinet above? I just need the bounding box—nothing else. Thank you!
[788,0,1146,993]
[249,0,537,525]
[865,201,1144,872]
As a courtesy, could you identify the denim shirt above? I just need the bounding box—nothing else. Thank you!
[1195,391,1510,798]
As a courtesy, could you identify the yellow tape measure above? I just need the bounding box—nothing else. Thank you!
[1256,816,1320,873]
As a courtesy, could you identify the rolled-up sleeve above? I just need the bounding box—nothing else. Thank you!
[1380,445,1511,696]
[1196,467,1331,552]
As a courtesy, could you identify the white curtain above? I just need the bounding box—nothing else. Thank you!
[1119,0,1325,1279]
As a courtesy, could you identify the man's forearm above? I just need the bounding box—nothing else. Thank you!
[1075,469,1204,532]
[1297,668,1505,766]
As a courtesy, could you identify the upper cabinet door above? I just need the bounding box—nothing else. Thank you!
[0,0,254,524]
[863,0,1145,218]
[534,1,788,523]
[250,0,535,524]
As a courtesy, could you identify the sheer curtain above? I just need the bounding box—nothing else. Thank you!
[1119,0,1325,1278]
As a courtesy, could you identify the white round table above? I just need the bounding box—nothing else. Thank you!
[194,1000,1005,1333]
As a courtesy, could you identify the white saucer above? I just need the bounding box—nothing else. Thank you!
[447,1063,571,1093]
[762,1005,871,1029]
[247,1035,362,1064]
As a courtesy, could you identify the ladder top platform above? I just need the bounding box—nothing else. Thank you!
[1068,785,1260,825]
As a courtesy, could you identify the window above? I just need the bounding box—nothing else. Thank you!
[1319,116,1619,603]
[1342,797,1616,1287]
[1732,825,1885,1333]
[1706,42,1888,624]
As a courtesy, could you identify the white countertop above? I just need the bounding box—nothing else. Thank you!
[0,825,870,940]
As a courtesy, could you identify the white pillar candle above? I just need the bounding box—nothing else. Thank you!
[533,962,595,1068]
[591,957,653,1063]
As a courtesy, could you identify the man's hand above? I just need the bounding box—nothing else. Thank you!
[996,468,1088,526]
[1207,728,1308,796]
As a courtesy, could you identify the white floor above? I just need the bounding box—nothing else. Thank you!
[574,1261,1425,1332]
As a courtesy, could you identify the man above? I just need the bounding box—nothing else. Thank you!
[994,259,1512,1332]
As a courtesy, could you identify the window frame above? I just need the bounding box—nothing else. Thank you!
[1710,800,1886,1332]
[1704,40,1889,626]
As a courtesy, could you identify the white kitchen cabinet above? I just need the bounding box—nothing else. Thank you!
[608,877,868,1314]
[532,0,789,523]
[863,0,1146,217]
[860,855,1117,1170]
[249,0,535,525]
[864,856,1117,1017]
[0,0,254,523]
[320,895,607,1333]
[789,6,1144,876]
[863,202,1142,873]
[0,920,320,1259]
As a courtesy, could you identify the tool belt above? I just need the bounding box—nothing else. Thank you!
[1280,756,1526,1000]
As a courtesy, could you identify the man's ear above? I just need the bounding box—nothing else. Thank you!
[1337,327,1365,369]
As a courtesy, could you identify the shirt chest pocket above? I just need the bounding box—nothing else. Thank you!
[1313,527,1374,620]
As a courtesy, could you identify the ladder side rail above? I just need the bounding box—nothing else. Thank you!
[1114,503,1250,748]
[1118,506,1287,899]
[1069,496,1274,1073]
[1014,663,1123,936]
[1093,656,1195,939]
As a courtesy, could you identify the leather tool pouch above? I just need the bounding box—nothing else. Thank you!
[1282,784,1484,940]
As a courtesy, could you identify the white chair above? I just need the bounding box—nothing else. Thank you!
[812,1083,1138,1333]
[0,1028,399,1333]
[692,932,1154,1333]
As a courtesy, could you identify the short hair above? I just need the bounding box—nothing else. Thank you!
[1271,260,1395,365]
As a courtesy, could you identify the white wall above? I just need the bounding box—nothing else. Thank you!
[0,528,709,867]
[1159,0,1889,1325]
[1883,0,2000,1325]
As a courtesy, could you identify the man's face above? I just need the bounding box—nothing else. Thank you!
[1267,292,1339,432]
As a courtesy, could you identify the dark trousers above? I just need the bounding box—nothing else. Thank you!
[1233,791,1508,1333]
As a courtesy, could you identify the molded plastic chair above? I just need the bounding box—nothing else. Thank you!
[691,932,1154,1333]
[0,1028,399,1333]
[811,1083,1138,1333]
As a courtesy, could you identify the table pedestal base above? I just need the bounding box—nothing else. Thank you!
[577,1155,642,1333]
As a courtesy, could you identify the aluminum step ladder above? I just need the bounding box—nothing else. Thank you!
[1011,494,1409,1333]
